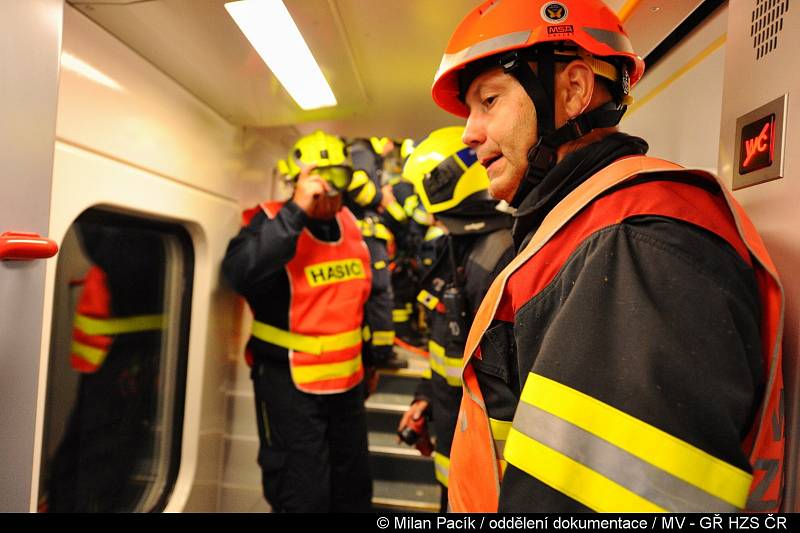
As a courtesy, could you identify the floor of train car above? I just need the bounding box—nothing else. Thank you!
[368,345,440,513]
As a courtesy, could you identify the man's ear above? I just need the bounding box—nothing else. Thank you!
[558,60,595,119]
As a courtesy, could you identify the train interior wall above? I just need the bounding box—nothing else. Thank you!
[33,4,291,512]
[29,1,800,512]
[621,6,727,172]
[623,0,800,510]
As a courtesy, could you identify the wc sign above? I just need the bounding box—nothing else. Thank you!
[739,113,775,174]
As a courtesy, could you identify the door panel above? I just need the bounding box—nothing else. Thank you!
[0,0,63,511]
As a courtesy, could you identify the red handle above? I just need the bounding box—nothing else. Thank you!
[0,231,59,261]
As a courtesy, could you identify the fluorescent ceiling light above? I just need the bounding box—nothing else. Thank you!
[61,51,123,92]
[225,0,337,110]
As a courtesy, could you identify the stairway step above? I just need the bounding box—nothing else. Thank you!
[366,342,438,513]
[372,343,430,380]
[372,479,440,512]
[370,452,436,484]
[378,366,427,379]
[369,430,429,460]
[373,372,423,397]
[366,391,414,414]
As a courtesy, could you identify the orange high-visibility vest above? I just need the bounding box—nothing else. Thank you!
[70,266,163,373]
[252,202,372,394]
[449,156,784,512]
[71,266,114,373]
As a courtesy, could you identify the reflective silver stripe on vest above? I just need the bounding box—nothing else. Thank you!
[512,401,740,512]
[436,30,532,81]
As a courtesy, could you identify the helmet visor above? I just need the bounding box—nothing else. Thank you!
[422,156,463,207]
[313,165,353,192]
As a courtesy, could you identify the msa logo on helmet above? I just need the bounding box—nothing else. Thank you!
[305,258,366,287]
[541,2,568,23]
[547,25,574,35]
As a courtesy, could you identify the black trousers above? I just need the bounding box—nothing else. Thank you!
[251,356,373,512]
[391,260,421,343]
[363,236,395,364]
[430,373,461,513]
[47,337,158,512]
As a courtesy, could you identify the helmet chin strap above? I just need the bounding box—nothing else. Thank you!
[500,47,627,208]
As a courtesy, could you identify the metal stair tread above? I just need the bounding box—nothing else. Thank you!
[377,366,428,379]
[368,430,430,460]
[374,344,430,379]
[366,391,413,413]
[372,479,440,512]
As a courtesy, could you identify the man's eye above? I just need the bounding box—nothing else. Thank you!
[482,95,497,107]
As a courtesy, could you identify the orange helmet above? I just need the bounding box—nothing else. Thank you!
[432,0,644,118]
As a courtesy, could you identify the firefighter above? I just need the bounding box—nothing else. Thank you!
[376,137,433,348]
[46,223,164,512]
[222,131,374,512]
[434,0,784,513]
[346,137,407,369]
[396,126,514,512]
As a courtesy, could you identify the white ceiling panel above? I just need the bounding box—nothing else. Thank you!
[68,0,705,139]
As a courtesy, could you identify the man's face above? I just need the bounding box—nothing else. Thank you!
[462,67,538,203]
[308,190,342,220]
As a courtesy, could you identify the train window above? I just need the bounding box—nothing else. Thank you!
[38,208,193,512]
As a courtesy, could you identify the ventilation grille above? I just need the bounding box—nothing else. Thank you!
[751,0,790,60]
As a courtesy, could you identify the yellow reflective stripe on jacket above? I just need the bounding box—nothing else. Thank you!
[371,330,395,347]
[349,170,376,206]
[73,313,164,336]
[413,209,432,226]
[434,451,451,487]
[505,372,750,512]
[373,222,393,241]
[491,418,512,475]
[356,219,370,236]
[373,260,387,270]
[348,169,369,190]
[354,180,377,206]
[70,340,107,366]
[252,320,361,355]
[385,200,408,222]
[490,418,512,458]
[428,340,462,387]
[417,290,440,310]
[403,194,419,217]
[393,308,412,322]
[424,225,445,241]
[291,355,362,385]
[357,219,393,241]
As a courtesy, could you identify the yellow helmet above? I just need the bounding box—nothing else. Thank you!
[287,130,353,191]
[402,126,488,214]
[274,159,290,180]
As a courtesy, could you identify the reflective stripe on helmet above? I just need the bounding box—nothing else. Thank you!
[582,26,636,55]
[435,30,532,86]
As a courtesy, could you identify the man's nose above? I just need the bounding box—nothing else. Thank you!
[462,113,485,148]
